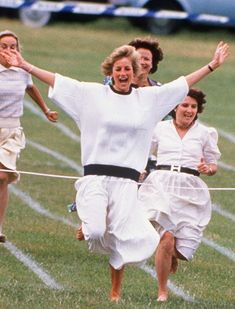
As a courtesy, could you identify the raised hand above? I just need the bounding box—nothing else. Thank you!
[0,49,28,70]
[209,41,230,70]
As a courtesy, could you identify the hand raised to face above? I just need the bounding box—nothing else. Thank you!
[0,49,23,68]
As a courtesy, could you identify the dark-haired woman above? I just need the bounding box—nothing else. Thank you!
[138,88,221,302]
[128,37,163,87]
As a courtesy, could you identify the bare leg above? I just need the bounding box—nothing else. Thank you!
[0,168,9,243]
[76,225,84,241]
[109,265,125,302]
[170,256,178,274]
[155,231,175,302]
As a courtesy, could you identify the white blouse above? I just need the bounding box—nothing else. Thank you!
[0,64,33,118]
[151,120,221,169]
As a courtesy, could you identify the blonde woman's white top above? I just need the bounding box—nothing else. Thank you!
[0,64,33,119]
[49,74,188,172]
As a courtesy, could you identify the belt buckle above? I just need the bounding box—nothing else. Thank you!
[171,165,181,172]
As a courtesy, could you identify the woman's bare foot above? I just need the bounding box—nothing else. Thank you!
[170,256,178,274]
[76,226,84,241]
[109,265,124,303]
[157,293,168,302]
[109,291,120,302]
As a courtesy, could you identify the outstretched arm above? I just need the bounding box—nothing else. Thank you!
[185,41,229,87]
[1,41,229,89]
[0,49,55,87]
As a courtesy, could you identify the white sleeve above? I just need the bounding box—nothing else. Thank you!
[48,73,84,123]
[150,123,161,156]
[203,127,221,164]
[154,76,189,122]
[27,72,33,87]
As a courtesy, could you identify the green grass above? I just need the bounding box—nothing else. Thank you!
[0,15,235,308]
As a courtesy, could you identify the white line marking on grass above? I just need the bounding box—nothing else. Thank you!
[202,122,235,145]
[140,263,195,302]
[24,100,80,143]
[10,185,77,228]
[3,241,63,290]
[27,139,83,175]
[202,238,235,262]
[218,128,235,144]
[212,203,235,222]
[218,161,235,173]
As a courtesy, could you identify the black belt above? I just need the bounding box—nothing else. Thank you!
[84,164,140,182]
[156,165,200,176]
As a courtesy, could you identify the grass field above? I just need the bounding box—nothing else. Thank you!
[0,15,235,309]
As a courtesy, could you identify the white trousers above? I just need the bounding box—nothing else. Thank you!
[75,175,159,269]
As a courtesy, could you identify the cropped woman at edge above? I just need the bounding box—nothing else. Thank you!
[0,30,58,243]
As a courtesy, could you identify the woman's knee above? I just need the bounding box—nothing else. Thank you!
[0,171,9,185]
[159,231,175,254]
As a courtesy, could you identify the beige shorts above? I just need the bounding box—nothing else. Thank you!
[0,126,26,183]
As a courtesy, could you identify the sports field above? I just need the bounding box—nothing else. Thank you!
[0,16,235,309]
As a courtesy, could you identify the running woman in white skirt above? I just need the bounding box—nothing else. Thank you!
[138,88,221,302]
[0,30,58,244]
[1,41,228,301]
